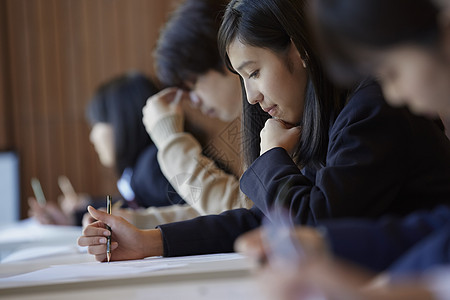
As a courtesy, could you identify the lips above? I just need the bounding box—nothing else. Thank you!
[262,105,277,117]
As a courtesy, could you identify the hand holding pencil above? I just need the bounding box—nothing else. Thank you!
[78,205,165,262]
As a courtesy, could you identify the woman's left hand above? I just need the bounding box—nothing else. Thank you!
[260,119,301,156]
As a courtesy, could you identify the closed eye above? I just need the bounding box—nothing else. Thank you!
[249,70,259,79]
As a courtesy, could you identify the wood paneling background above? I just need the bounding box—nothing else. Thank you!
[0,0,181,219]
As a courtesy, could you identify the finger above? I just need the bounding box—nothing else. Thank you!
[88,206,127,230]
[81,222,108,235]
[87,205,111,223]
[87,244,107,255]
[82,223,111,237]
[95,254,106,262]
[28,197,41,211]
[277,119,297,128]
[88,241,118,256]
[82,212,95,227]
[145,88,178,105]
[189,91,201,107]
[235,229,265,257]
[77,236,108,247]
[264,118,278,127]
[158,87,180,103]
[171,89,184,105]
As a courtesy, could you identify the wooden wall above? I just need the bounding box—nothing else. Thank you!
[0,0,181,219]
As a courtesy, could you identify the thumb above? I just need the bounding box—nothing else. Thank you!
[87,206,112,224]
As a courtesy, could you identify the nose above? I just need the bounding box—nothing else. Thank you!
[244,81,262,105]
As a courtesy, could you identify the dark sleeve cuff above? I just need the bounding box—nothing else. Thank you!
[157,207,263,257]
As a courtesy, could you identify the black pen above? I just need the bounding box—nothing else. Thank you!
[106,195,112,263]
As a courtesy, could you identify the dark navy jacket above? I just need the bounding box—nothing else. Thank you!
[321,205,450,273]
[131,144,184,208]
[159,82,450,258]
[74,145,184,225]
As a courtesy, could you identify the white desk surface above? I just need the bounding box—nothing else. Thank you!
[0,221,263,300]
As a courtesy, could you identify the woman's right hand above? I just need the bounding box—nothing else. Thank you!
[77,206,164,262]
[260,119,301,156]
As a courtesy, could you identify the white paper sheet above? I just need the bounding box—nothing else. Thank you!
[0,259,187,283]
[1,245,80,263]
[0,219,81,244]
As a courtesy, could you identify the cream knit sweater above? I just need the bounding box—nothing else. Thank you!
[124,113,252,229]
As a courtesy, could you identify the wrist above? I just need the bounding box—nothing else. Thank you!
[260,145,280,156]
[141,228,164,257]
[149,115,184,148]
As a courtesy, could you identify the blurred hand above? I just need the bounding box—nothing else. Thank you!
[235,226,329,300]
[235,226,427,300]
[235,226,329,265]
[58,193,89,217]
[28,197,74,226]
[142,88,185,135]
[260,119,301,156]
[77,206,163,262]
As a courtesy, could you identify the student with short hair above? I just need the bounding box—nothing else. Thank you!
[143,0,251,217]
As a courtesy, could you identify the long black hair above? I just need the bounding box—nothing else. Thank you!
[218,0,346,169]
[310,0,440,83]
[86,72,159,175]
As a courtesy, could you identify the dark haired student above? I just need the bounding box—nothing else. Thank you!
[142,0,251,218]
[29,72,187,227]
[78,0,450,262]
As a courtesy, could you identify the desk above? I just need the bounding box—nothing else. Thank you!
[0,222,262,300]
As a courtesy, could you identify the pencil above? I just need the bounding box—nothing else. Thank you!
[31,178,47,207]
[106,195,112,263]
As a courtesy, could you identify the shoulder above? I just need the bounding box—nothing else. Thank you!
[342,80,388,119]
[132,144,161,178]
[332,80,410,133]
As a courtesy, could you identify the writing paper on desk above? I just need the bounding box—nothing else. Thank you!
[0,219,81,244]
[0,259,186,284]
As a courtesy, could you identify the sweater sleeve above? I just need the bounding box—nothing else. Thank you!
[149,114,252,215]
[320,206,450,272]
[120,204,201,230]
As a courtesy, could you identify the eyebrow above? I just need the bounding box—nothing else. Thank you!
[236,60,256,72]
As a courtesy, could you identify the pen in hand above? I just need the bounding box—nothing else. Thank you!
[106,195,112,263]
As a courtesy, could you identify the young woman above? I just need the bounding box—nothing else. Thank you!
[78,0,450,262]
[235,0,450,299]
